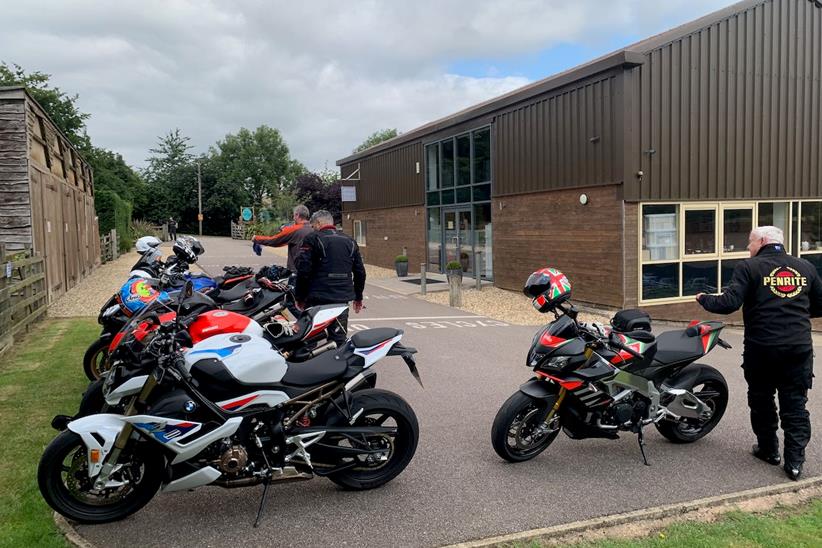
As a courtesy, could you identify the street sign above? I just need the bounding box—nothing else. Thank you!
[197,213,204,221]
[241,207,253,222]
[341,186,357,202]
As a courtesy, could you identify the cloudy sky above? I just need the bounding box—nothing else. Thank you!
[1,0,733,172]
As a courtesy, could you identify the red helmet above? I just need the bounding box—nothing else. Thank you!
[524,267,572,313]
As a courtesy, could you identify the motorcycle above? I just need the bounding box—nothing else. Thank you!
[39,282,422,525]
[491,267,731,464]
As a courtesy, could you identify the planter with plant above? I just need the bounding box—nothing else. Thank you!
[445,260,463,280]
[394,254,409,277]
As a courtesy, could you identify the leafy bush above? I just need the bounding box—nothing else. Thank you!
[131,219,160,239]
[395,255,408,263]
[95,189,133,252]
[445,261,462,270]
[242,220,288,240]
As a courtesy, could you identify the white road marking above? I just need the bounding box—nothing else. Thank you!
[348,318,510,331]
[351,315,483,321]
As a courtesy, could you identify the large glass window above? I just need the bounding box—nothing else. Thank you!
[800,202,822,252]
[684,208,716,256]
[456,134,471,186]
[473,128,490,183]
[427,208,441,269]
[642,263,679,300]
[723,207,753,253]
[721,259,743,290]
[642,205,678,261]
[426,144,439,191]
[474,203,492,279]
[683,261,718,295]
[440,139,454,188]
[758,202,790,244]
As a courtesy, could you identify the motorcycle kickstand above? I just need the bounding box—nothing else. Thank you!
[253,478,271,528]
[636,426,650,466]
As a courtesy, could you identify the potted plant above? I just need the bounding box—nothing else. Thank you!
[445,260,463,281]
[394,254,409,277]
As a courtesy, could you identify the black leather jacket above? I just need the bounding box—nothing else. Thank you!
[698,243,822,348]
[295,226,366,303]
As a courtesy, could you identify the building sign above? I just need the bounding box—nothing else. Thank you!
[241,207,253,222]
[341,186,357,202]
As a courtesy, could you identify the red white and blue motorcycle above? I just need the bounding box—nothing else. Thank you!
[39,283,422,525]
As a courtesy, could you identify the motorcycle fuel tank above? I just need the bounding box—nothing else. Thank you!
[183,333,287,384]
[188,310,264,344]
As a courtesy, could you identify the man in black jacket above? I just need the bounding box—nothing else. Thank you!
[696,226,821,480]
[295,210,366,346]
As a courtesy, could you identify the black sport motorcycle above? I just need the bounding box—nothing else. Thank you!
[491,300,731,464]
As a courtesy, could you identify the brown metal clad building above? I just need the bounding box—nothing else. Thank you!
[0,86,99,303]
[337,0,822,319]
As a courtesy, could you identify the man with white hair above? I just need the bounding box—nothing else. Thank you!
[696,226,822,481]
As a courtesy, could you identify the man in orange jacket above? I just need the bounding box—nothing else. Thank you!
[252,205,313,272]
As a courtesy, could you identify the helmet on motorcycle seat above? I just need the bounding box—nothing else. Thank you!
[172,236,198,264]
[524,267,572,313]
[135,236,162,254]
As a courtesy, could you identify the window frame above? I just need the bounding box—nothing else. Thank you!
[798,200,822,256]
[638,200,795,305]
[353,219,366,247]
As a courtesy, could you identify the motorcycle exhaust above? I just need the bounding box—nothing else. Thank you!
[306,341,337,359]
[215,467,313,488]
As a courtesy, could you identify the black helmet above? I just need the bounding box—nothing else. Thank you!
[524,267,572,313]
[172,236,198,264]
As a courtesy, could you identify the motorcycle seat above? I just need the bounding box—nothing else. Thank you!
[351,328,401,348]
[212,282,253,304]
[281,346,350,386]
[652,330,704,365]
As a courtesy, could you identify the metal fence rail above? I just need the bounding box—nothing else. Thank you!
[0,244,48,356]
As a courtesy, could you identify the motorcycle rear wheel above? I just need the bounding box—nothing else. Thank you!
[492,391,560,462]
[83,338,111,381]
[38,431,163,523]
[655,367,728,443]
[323,389,419,490]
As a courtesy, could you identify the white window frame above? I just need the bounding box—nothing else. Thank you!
[798,200,822,256]
[353,220,366,247]
[638,200,795,305]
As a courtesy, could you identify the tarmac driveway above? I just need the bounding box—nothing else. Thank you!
[76,236,821,547]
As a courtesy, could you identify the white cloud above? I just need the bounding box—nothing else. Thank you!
[0,0,731,170]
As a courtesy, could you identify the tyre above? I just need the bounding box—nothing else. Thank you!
[656,366,728,444]
[321,389,419,490]
[491,391,561,462]
[38,430,163,524]
[75,379,106,418]
[83,338,111,381]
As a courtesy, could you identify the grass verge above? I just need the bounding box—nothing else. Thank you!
[0,319,97,548]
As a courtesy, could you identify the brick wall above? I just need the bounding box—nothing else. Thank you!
[492,185,624,308]
[341,205,426,273]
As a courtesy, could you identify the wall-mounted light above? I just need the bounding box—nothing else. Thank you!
[579,193,589,205]
[346,213,350,220]
[589,136,600,143]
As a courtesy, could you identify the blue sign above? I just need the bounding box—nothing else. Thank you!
[241,207,253,222]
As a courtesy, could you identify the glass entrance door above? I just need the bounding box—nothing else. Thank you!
[443,207,473,274]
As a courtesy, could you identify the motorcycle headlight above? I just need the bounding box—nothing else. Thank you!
[543,356,570,371]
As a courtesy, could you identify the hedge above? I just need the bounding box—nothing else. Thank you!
[95,189,133,253]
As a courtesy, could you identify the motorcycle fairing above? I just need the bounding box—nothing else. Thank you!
[184,333,287,384]
[216,390,291,412]
[104,374,149,405]
[353,334,404,368]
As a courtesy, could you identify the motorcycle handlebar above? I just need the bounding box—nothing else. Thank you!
[607,333,643,359]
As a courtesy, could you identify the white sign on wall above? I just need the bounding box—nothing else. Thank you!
[341,186,357,202]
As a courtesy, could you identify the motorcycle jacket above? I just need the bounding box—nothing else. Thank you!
[698,243,822,348]
[295,225,366,304]
[253,220,313,271]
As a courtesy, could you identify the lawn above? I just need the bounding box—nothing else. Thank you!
[0,318,97,548]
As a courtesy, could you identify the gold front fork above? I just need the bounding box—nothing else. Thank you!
[543,386,567,425]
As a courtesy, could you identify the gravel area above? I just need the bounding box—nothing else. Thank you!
[364,263,397,280]
[48,253,139,317]
[418,285,613,326]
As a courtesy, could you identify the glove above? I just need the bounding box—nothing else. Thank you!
[252,241,262,256]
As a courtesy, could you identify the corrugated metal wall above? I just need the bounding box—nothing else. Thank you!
[627,0,822,201]
[340,142,424,211]
[493,75,620,196]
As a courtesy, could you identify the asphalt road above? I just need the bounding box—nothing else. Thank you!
[77,236,821,547]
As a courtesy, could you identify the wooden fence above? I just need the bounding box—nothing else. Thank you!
[100,229,120,264]
[0,244,48,356]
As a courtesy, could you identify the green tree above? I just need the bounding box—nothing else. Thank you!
[0,62,91,149]
[353,128,398,153]
[210,125,301,209]
[85,147,144,205]
[137,129,198,225]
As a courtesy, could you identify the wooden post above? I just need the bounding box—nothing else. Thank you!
[110,229,118,260]
[475,252,482,291]
[448,273,463,307]
[0,243,6,263]
[420,263,426,295]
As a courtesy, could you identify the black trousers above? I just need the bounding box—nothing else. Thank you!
[742,344,814,465]
[306,299,349,347]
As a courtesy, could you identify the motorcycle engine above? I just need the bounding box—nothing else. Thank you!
[607,396,649,428]
[218,445,248,475]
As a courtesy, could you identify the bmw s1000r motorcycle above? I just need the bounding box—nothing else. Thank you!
[491,267,731,464]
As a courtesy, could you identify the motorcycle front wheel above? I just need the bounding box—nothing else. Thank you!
[83,338,111,380]
[38,431,163,524]
[491,391,561,462]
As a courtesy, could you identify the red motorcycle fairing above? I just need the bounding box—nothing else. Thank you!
[188,310,260,344]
